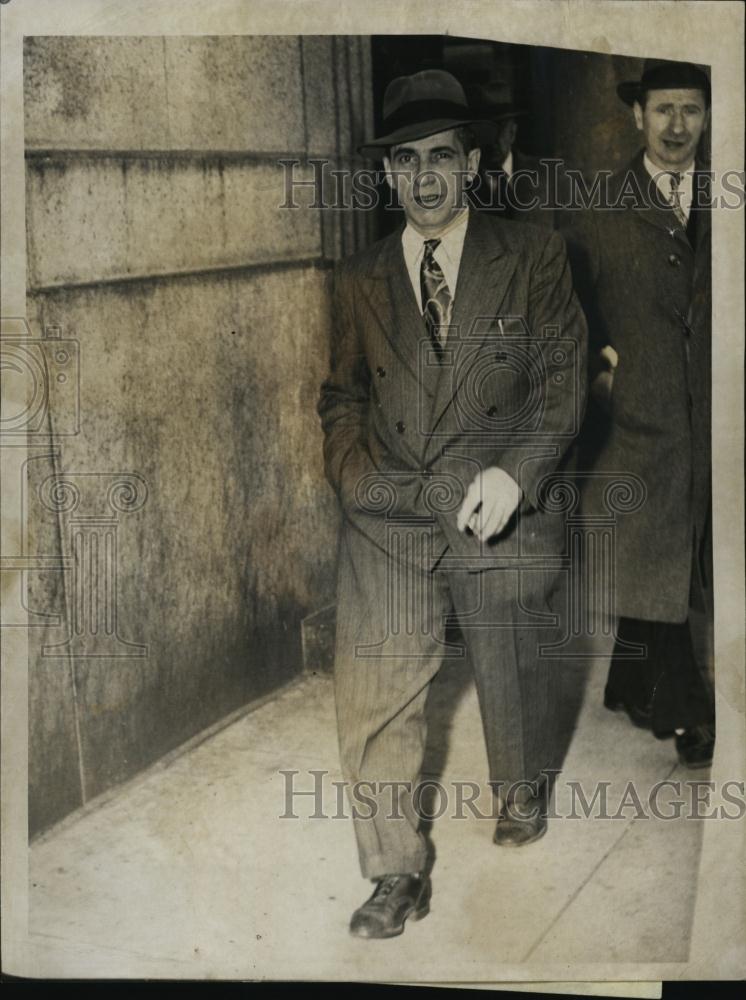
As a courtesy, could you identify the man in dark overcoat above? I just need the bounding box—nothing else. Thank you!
[318,69,587,938]
[467,83,572,229]
[565,59,714,768]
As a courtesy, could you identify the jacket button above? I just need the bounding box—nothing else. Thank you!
[376,366,386,377]
[668,253,681,267]
[486,405,498,417]
[395,420,405,434]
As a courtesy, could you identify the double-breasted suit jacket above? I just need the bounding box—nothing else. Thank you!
[318,209,588,879]
[319,208,589,576]
[565,151,711,624]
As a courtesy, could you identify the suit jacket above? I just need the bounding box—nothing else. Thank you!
[318,209,588,573]
[564,150,711,623]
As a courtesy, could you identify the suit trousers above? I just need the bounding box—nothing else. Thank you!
[333,521,565,880]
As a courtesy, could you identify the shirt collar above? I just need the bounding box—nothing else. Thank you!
[402,207,469,264]
[643,152,695,183]
[502,148,514,180]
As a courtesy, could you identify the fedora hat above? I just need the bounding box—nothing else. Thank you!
[617,59,711,107]
[358,69,499,159]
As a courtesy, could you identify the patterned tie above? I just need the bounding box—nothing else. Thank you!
[667,172,688,227]
[420,239,452,359]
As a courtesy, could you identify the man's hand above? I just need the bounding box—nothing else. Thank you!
[456,467,523,543]
[590,344,618,414]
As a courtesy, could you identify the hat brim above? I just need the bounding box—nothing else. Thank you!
[488,107,529,122]
[358,118,499,159]
[473,105,529,123]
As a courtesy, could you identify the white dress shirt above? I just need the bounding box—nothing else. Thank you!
[401,208,469,313]
[644,152,694,221]
[501,148,514,181]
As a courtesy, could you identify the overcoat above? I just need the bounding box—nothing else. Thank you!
[564,150,711,623]
[318,209,588,576]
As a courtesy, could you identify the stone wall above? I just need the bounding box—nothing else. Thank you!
[23,35,373,836]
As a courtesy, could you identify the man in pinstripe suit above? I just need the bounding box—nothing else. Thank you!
[318,70,587,939]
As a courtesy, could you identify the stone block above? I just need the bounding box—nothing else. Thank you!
[24,36,171,151]
[300,36,338,156]
[28,264,339,815]
[162,36,305,153]
[26,156,322,288]
[24,36,312,154]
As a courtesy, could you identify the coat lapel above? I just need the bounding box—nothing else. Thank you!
[688,166,711,248]
[424,211,519,452]
[357,228,431,387]
[626,151,694,250]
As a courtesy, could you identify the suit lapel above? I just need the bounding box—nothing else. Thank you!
[358,229,428,387]
[425,212,519,454]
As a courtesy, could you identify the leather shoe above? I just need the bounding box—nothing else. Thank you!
[493,778,549,847]
[603,689,653,730]
[349,873,430,939]
[675,723,715,769]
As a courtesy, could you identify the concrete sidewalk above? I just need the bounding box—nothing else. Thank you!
[28,645,710,981]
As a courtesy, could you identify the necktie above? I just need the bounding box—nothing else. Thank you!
[667,172,688,227]
[420,239,452,359]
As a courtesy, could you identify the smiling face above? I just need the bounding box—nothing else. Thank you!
[383,129,481,236]
[634,88,709,170]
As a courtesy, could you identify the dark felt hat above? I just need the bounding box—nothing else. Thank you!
[617,59,711,107]
[358,69,499,159]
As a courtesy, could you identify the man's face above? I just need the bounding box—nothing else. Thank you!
[633,88,709,170]
[383,129,481,235]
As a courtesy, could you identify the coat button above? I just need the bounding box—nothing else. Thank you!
[395,421,405,434]
[376,366,386,377]
[486,405,498,417]
[668,253,681,267]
